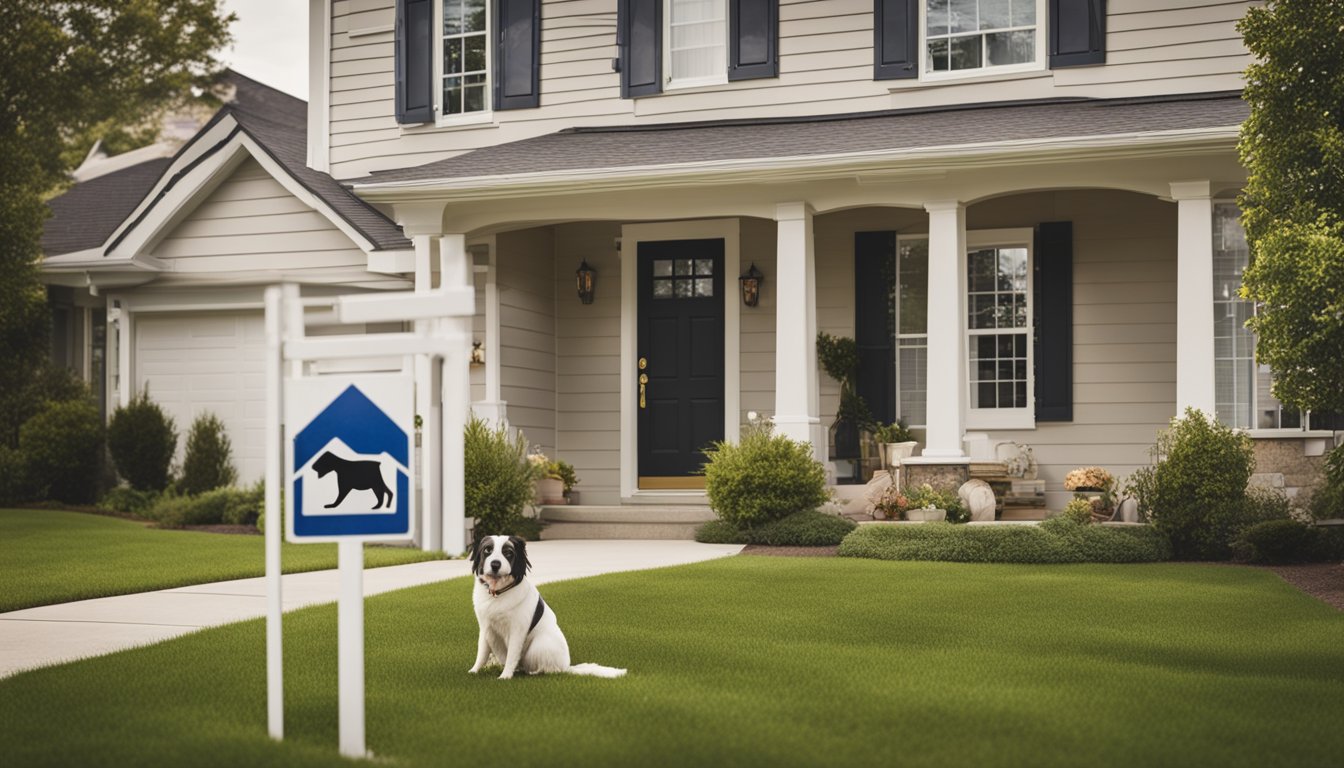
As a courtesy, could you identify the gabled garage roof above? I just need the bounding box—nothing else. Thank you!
[41,72,410,258]
[356,91,1248,189]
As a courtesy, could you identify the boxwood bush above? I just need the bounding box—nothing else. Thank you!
[19,399,104,504]
[142,484,263,528]
[695,510,856,546]
[1231,518,1342,564]
[1127,408,1254,560]
[837,518,1171,564]
[703,422,828,528]
[107,391,177,492]
[0,445,29,505]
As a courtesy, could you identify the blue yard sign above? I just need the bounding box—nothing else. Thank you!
[285,375,416,543]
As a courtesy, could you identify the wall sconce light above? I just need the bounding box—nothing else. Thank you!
[739,262,764,307]
[470,340,485,366]
[576,260,596,304]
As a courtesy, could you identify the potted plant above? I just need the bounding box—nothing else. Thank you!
[902,483,970,523]
[817,332,874,461]
[1064,466,1115,521]
[529,453,579,505]
[871,483,910,521]
[873,419,917,467]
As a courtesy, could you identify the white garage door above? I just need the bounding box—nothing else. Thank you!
[135,312,267,483]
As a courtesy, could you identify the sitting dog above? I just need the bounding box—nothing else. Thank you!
[469,535,626,680]
[312,451,392,509]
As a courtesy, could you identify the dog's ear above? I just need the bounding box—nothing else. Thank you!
[508,536,530,578]
[470,537,485,575]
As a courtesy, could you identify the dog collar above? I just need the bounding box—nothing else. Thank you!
[479,577,521,597]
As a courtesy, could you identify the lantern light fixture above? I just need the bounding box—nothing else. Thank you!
[576,260,596,304]
[739,262,764,308]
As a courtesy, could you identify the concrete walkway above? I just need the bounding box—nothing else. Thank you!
[0,540,743,679]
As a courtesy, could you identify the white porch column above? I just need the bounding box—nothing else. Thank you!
[115,300,132,406]
[439,233,472,556]
[472,239,507,426]
[1171,181,1216,416]
[773,202,823,458]
[411,234,441,552]
[922,201,967,458]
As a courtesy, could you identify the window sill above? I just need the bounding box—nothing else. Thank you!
[967,410,1035,431]
[1244,429,1339,440]
[887,68,1051,93]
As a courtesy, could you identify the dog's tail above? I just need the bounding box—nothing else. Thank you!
[567,663,627,678]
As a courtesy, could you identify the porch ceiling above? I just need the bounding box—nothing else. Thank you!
[354,92,1248,192]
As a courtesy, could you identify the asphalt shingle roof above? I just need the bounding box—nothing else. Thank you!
[42,72,410,256]
[362,91,1249,185]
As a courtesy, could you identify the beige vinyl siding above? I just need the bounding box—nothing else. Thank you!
[552,222,623,503]
[329,0,1253,178]
[150,158,398,287]
[811,191,1177,509]
[496,228,558,453]
[739,218,777,422]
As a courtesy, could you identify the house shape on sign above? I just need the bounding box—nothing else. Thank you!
[291,385,411,540]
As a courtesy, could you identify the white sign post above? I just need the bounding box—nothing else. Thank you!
[263,281,473,758]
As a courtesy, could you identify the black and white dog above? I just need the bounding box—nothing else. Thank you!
[469,535,626,680]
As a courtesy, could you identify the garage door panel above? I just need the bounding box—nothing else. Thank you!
[136,312,267,483]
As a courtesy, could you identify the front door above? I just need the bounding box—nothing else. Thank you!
[637,239,725,488]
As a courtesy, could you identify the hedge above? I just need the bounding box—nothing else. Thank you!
[695,510,856,547]
[837,518,1171,564]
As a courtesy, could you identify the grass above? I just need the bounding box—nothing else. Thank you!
[0,508,444,613]
[1,557,1341,767]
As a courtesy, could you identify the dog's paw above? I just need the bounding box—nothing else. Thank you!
[468,666,481,674]
[497,671,514,680]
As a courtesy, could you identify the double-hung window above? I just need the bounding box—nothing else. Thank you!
[439,0,490,120]
[966,229,1034,428]
[923,0,1044,77]
[665,0,728,88]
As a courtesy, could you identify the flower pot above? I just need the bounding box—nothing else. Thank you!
[904,508,947,522]
[885,441,917,464]
[535,477,565,505]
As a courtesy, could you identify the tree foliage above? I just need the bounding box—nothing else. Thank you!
[0,1,233,446]
[1237,0,1344,412]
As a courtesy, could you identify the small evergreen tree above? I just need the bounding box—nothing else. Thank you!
[106,391,177,491]
[179,412,236,495]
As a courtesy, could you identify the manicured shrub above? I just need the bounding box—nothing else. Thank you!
[703,422,829,528]
[98,486,161,517]
[1232,519,1320,564]
[464,416,540,543]
[837,519,1170,564]
[143,485,263,528]
[1061,497,1094,525]
[1307,443,1344,521]
[179,412,237,496]
[18,399,104,504]
[0,445,30,505]
[1127,408,1254,560]
[106,391,177,491]
[694,510,856,546]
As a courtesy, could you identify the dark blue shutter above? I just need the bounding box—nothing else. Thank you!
[873,0,918,80]
[729,0,777,81]
[618,0,662,98]
[1034,222,1073,422]
[855,232,897,425]
[495,0,540,109]
[395,0,435,123]
[1049,0,1106,67]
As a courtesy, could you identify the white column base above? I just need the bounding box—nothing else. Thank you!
[471,400,508,427]
[772,415,823,462]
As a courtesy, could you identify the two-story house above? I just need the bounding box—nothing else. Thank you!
[41,1,1338,550]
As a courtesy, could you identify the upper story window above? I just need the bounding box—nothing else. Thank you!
[439,0,490,119]
[924,0,1043,77]
[665,0,728,89]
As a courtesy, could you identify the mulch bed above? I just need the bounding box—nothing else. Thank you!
[738,545,1343,610]
[181,524,260,536]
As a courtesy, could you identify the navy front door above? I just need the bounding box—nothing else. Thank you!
[637,239,725,485]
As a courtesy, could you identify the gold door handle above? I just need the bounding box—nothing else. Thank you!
[639,373,648,409]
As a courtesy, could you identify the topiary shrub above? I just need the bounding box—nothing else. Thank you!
[179,412,237,496]
[464,416,540,543]
[18,399,104,504]
[703,422,828,528]
[1231,516,1317,564]
[1061,497,1094,526]
[106,391,177,491]
[1127,408,1255,560]
[694,510,856,546]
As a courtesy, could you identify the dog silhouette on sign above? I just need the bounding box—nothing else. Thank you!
[312,451,393,509]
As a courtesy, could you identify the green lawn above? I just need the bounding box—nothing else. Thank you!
[0,508,443,613]
[1,557,1340,767]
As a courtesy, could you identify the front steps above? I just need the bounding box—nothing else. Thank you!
[537,505,716,540]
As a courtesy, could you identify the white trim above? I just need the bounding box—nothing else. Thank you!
[662,0,729,90]
[964,227,1035,431]
[1172,179,1216,415]
[434,0,494,126]
[352,127,1240,199]
[918,0,1047,82]
[106,127,379,260]
[1246,429,1340,440]
[619,219,741,499]
[367,249,416,274]
[307,0,331,173]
